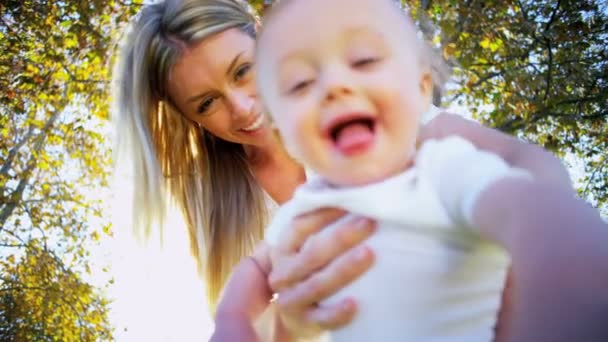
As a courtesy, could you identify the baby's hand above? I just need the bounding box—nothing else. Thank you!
[210,312,259,342]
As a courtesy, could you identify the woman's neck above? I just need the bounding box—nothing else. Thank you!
[244,136,286,167]
[244,136,306,205]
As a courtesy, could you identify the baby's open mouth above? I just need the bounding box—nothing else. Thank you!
[327,115,376,156]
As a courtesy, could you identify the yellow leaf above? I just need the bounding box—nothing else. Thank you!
[480,37,491,49]
[489,39,503,52]
[65,37,78,49]
[443,43,457,58]
[39,160,49,170]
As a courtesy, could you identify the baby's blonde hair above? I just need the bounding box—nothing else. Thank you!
[260,0,450,104]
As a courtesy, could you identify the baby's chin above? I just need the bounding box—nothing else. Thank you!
[319,161,412,188]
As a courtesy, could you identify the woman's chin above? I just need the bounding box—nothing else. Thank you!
[239,125,275,146]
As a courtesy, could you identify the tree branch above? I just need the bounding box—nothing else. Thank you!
[468,71,503,88]
[0,125,36,180]
[498,110,608,132]
[544,0,562,33]
[0,16,24,44]
[582,157,608,197]
[0,285,51,293]
[0,242,26,248]
[543,39,553,102]
[0,108,62,230]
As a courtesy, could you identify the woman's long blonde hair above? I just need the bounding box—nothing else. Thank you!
[111,0,267,311]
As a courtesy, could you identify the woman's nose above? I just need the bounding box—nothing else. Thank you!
[227,90,255,120]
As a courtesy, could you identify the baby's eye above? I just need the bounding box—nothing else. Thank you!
[288,79,314,95]
[352,57,380,68]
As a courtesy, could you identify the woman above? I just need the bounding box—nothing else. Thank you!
[111,0,594,340]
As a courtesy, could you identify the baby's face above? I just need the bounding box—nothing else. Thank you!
[258,0,432,186]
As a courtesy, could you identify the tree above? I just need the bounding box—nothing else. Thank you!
[1,245,111,341]
[404,0,607,214]
[0,0,139,340]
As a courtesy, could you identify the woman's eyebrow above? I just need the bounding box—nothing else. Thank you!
[225,51,246,77]
[186,50,247,104]
[187,91,211,104]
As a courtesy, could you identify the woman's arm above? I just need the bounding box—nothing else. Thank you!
[211,243,273,342]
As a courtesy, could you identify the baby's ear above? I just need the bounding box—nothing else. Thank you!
[419,71,433,103]
[419,70,434,114]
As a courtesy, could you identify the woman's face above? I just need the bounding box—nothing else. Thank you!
[168,28,273,147]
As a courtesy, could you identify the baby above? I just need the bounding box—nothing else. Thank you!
[251,0,530,341]
[211,0,579,341]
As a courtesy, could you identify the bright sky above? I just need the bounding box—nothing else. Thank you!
[80,129,215,342]
[98,169,215,341]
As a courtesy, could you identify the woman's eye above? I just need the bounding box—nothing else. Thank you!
[234,63,252,81]
[352,57,380,68]
[197,97,216,114]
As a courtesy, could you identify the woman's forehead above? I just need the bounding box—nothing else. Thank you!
[172,29,253,77]
[168,28,254,102]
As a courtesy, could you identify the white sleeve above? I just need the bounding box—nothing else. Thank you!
[416,136,533,227]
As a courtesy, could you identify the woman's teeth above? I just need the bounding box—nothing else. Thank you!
[241,115,264,132]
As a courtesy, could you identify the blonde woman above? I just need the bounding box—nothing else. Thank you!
[111,0,591,340]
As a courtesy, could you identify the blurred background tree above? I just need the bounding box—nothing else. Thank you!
[0,0,139,340]
[404,0,607,213]
[1,0,605,340]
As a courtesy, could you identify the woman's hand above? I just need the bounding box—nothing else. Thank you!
[268,208,376,339]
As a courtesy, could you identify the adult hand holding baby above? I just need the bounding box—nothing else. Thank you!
[269,209,376,339]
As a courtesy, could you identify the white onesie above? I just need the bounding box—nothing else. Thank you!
[265,136,531,342]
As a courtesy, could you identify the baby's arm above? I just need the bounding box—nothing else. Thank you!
[419,124,608,340]
[419,113,572,192]
[210,243,273,342]
[426,137,608,340]
[472,178,608,341]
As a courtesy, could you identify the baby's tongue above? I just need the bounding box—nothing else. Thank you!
[334,122,374,155]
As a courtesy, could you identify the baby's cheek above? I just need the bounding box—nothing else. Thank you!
[277,122,307,162]
[374,87,407,118]
[280,125,299,151]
